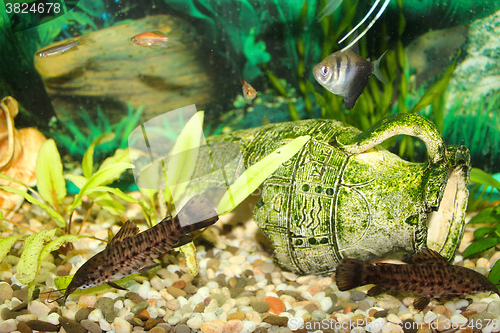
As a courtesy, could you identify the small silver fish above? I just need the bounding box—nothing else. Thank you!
[336,249,500,310]
[36,36,93,58]
[313,44,387,110]
[63,195,218,301]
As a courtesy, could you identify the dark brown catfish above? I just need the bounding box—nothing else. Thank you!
[336,249,500,309]
[63,195,218,301]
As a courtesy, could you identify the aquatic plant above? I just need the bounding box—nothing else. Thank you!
[461,168,500,285]
[49,103,143,161]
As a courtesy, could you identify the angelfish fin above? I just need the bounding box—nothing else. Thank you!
[108,220,140,247]
[372,50,388,85]
[411,249,449,265]
[107,281,128,291]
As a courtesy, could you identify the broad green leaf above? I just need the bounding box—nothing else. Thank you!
[0,172,28,187]
[410,50,460,114]
[68,162,133,212]
[17,229,57,284]
[462,237,500,259]
[84,186,139,204]
[98,148,132,173]
[35,139,66,209]
[178,242,198,277]
[165,112,204,203]
[0,236,19,262]
[488,259,500,285]
[39,234,90,264]
[218,135,310,214]
[470,168,500,194]
[65,175,126,216]
[469,207,500,224]
[82,133,115,178]
[54,273,139,296]
[0,185,66,227]
[474,227,495,240]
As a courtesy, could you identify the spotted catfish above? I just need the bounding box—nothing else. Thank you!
[63,195,218,301]
[336,249,500,309]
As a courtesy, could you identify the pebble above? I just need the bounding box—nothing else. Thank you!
[401,319,418,333]
[466,302,488,313]
[225,319,243,333]
[17,322,32,333]
[151,327,167,333]
[488,301,500,317]
[132,301,149,315]
[167,286,187,298]
[75,307,92,322]
[252,301,270,312]
[27,300,50,317]
[26,319,59,332]
[175,324,191,333]
[113,316,133,333]
[94,297,115,315]
[0,319,17,333]
[262,313,288,326]
[81,319,103,333]
[351,291,367,301]
[200,320,225,333]
[0,283,13,303]
[262,296,286,315]
[59,316,86,333]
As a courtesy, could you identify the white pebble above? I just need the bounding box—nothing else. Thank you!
[147,306,159,319]
[99,317,112,332]
[444,301,456,313]
[204,312,218,322]
[167,315,181,325]
[16,314,37,322]
[367,318,386,333]
[47,312,60,325]
[166,265,180,274]
[187,315,204,329]
[382,322,403,333]
[150,276,165,291]
[88,308,104,322]
[137,281,151,299]
[413,313,423,323]
[450,313,468,325]
[112,316,132,333]
[319,296,333,312]
[454,299,469,310]
[424,311,437,324]
[229,255,246,265]
[206,281,219,289]
[241,320,256,333]
[0,319,16,333]
[387,313,402,324]
[352,327,367,333]
[28,300,51,317]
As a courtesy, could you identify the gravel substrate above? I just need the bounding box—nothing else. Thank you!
[1,201,500,333]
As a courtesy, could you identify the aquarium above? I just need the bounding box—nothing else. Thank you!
[1,0,500,332]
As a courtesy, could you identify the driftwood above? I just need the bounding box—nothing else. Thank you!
[34,15,215,125]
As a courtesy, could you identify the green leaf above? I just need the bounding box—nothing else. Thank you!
[266,71,287,96]
[474,227,495,240]
[0,185,66,227]
[17,229,57,284]
[470,168,500,194]
[98,149,131,172]
[165,112,205,204]
[35,139,66,209]
[469,207,500,224]
[82,133,115,178]
[410,50,460,114]
[462,237,500,258]
[488,259,500,285]
[39,234,90,264]
[218,135,310,214]
[68,162,133,212]
[0,236,19,263]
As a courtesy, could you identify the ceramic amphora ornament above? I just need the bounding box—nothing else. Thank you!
[204,113,470,275]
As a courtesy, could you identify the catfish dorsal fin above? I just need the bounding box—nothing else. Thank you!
[411,249,449,265]
[107,220,140,247]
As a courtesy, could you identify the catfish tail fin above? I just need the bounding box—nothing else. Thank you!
[335,258,369,291]
[372,50,388,85]
[175,195,218,233]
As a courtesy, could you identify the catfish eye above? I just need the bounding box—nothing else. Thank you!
[320,65,328,76]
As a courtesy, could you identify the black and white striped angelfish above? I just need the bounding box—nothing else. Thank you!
[313,43,388,110]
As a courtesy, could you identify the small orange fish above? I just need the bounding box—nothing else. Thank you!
[131,31,174,49]
[241,80,257,101]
